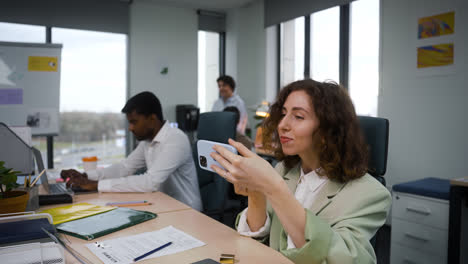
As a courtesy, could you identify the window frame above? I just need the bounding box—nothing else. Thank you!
[0,22,129,169]
[278,4,351,90]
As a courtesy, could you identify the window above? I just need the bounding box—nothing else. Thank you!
[310,7,340,83]
[349,0,380,116]
[198,31,220,113]
[0,22,48,167]
[52,28,127,169]
[0,22,45,43]
[280,17,305,88]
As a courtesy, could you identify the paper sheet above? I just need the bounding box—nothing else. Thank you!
[86,225,205,264]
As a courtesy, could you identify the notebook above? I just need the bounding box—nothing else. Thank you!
[0,218,56,245]
[56,207,157,240]
[39,202,116,225]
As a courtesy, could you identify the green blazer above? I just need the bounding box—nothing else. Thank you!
[238,162,391,264]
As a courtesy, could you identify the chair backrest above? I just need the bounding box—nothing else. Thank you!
[358,116,389,183]
[358,116,390,251]
[193,112,237,214]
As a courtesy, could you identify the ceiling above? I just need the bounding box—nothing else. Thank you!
[140,0,255,11]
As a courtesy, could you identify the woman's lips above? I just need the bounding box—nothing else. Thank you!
[280,136,293,144]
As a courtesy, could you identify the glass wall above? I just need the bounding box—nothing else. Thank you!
[349,0,380,116]
[310,7,340,83]
[197,31,220,113]
[278,2,380,116]
[51,28,127,169]
[0,22,45,43]
[280,17,305,88]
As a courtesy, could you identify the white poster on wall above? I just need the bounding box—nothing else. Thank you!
[0,42,62,135]
[26,108,59,135]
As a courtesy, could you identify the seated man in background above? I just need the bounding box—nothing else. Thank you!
[212,75,249,134]
[61,91,203,211]
[223,106,254,150]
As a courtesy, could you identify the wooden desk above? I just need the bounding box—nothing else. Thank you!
[448,178,468,264]
[41,191,190,214]
[45,192,293,264]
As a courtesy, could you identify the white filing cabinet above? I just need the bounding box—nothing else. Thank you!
[390,192,449,264]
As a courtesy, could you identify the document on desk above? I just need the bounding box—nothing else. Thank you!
[86,225,205,264]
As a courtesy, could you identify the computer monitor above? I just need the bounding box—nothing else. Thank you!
[176,104,199,132]
[0,122,34,175]
[31,147,75,195]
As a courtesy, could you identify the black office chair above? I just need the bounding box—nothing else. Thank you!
[358,116,389,185]
[358,116,390,254]
[193,112,244,227]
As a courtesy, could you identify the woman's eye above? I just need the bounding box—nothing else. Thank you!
[295,116,304,120]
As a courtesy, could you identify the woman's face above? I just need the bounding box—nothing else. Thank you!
[277,90,320,158]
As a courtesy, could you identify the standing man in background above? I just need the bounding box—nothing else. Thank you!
[61,91,203,211]
[212,75,249,134]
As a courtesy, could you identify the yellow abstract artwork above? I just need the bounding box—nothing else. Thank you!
[417,43,453,68]
[418,12,455,39]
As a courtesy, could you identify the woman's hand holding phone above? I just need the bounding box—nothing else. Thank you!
[210,138,282,195]
[197,140,237,172]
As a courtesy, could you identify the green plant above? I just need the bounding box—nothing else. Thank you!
[0,161,20,199]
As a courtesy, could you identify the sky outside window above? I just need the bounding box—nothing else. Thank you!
[349,0,380,116]
[310,7,340,83]
[0,22,45,43]
[52,28,126,113]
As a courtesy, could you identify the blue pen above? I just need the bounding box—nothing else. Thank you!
[133,241,172,262]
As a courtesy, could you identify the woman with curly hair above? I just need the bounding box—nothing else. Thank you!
[210,79,391,264]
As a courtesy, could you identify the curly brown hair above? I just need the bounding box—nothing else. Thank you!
[262,79,368,183]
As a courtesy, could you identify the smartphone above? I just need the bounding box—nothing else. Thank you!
[197,139,238,173]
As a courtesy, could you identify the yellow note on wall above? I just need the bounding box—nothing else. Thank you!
[28,56,58,71]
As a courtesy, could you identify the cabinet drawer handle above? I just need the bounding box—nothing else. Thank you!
[404,232,429,242]
[406,206,431,215]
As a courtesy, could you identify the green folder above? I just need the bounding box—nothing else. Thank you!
[55,207,157,240]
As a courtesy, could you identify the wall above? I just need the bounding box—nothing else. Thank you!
[226,0,267,133]
[225,9,239,79]
[380,0,468,187]
[129,0,198,123]
[198,32,220,113]
[130,0,267,131]
[265,25,278,103]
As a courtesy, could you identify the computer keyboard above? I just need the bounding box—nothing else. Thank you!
[49,182,69,194]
